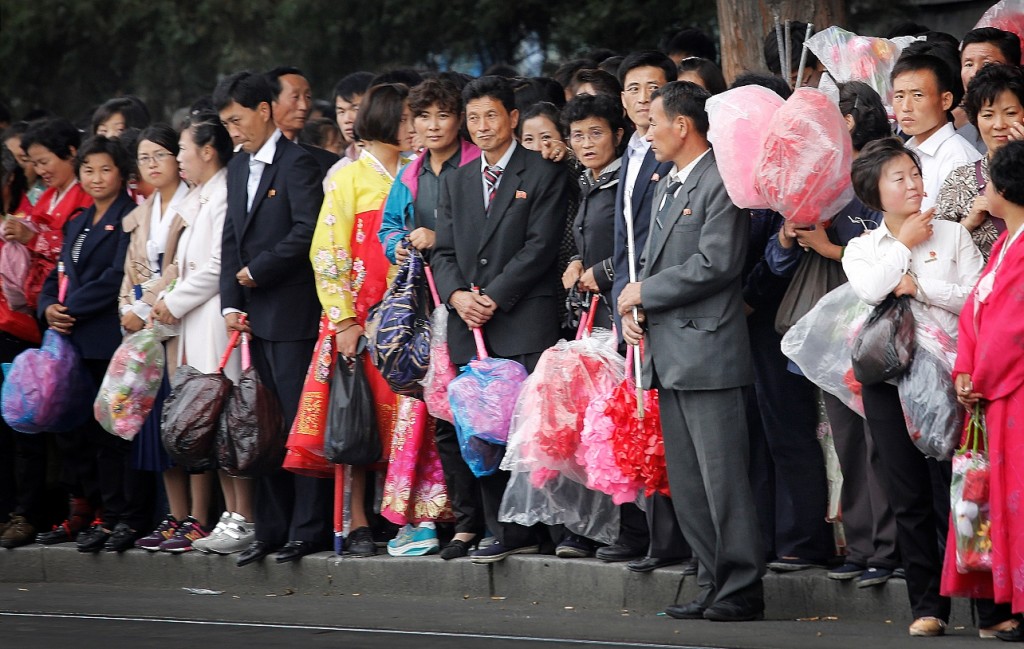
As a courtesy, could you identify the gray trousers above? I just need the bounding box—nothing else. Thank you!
[658,386,765,604]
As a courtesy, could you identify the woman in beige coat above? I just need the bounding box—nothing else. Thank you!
[150,112,252,555]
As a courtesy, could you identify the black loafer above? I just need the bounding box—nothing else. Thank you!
[76,524,111,553]
[595,544,645,562]
[665,599,708,620]
[996,624,1024,642]
[627,556,687,573]
[236,540,276,567]
[440,539,474,560]
[275,540,320,563]
[703,598,765,622]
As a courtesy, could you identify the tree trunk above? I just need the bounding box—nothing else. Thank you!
[717,0,848,83]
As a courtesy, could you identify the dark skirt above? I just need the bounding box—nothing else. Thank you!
[131,370,171,472]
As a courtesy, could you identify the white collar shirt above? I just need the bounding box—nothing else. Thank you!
[480,139,517,211]
[906,123,982,211]
[246,129,283,212]
[657,148,711,212]
[623,131,650,223]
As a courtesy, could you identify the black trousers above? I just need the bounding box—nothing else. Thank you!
[861,381,950,620]
[249,336,331,545]
[434,418,484,536]
[822,392,899,570]
[646,492,690,559]
[0,333,47,525]
[747,316,834,563]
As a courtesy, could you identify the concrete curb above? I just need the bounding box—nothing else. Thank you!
[0,544,970,623]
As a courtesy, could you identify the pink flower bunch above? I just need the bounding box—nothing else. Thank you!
[577,387,643,505]
[94,330,166,441]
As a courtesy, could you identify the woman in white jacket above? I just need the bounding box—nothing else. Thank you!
[150,111,253,555]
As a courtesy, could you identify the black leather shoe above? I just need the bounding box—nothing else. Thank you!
[996,624,1024,642]
[627,556,687,573]
[236,540,276,567]
[76,524,111,553]
[703,597,765,622]
[595,544,645,562]
[665,599,708,620]
[275,540,320,563]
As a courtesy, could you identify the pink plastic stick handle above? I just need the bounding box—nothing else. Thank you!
[585,294,600,334]
[472,327,488,360]
[240,332,251,370]
[58,261,68,303]
[423,264,441,308]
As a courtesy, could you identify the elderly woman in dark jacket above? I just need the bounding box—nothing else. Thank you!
[560,94,626,330]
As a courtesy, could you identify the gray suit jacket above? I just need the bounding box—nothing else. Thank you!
[638,150,754,391]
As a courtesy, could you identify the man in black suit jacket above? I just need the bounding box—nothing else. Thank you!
[266,66,339,179]
[599,52,691,574]
[432,76,569,563]
[213,71,328,567]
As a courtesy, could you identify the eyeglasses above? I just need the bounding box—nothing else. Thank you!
[137,151,174,166]
[569,129,609,144]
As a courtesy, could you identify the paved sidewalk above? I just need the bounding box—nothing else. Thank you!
[0,544,971,624]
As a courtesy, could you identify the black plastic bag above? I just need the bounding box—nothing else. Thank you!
[774,247,847,335]
[851,294,915,385]
[218,337,286,477]
[161,365,232,470]
[324,338,381,466]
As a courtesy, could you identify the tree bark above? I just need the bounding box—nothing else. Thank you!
[717,0,848,83]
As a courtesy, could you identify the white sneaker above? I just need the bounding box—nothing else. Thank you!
[203,513,255,555]
[192,512,231,553]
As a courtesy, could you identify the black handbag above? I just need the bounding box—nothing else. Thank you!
[774,249,848,335]
[324,337,381,465]
[851,294,915,385]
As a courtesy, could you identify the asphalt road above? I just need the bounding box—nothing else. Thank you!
[1,583,983,648]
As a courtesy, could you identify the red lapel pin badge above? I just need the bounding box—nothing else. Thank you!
[515,190,527,199]
[268,189,277,198]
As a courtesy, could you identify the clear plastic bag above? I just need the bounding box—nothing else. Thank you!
[975,0,1024,64]
[1,330,95,434]
[706,85,785,209]
[498,468,620,545]
[421,306,455,422]
[950,406,992,573]
[94,328,167,440]
[805,27,907,105]
[500,329,622,487]
[0,239,31,313]
[781,283,871,416]
[755,88,855,225]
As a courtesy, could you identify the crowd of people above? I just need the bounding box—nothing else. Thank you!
[1,11,1024,640]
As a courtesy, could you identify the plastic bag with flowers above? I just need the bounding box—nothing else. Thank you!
[498,467,620,545]
[501,328,623,488]
[607,377,670,498]
[421,265,455,422]
[951,404,992,573]
[781,283,871,416]
[805,27,907,105]
[94,326,173,440]
[975,0,1024,64]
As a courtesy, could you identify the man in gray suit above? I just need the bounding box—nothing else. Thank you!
[618,81,765,622]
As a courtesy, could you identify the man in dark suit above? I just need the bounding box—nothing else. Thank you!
[619,81,765,621]
[213,71,329,567]
[431,75,569,563]
[266,66,339,178]
[599,51,691,574]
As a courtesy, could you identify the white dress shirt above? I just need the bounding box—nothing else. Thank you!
[906,122,982,211]
[622,131,650,224]
[479,139,517,211]
[247,129,283,212]
[657,148,711,212]
[842,218,985,334]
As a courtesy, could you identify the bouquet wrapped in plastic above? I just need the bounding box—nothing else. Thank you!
[94,328,168,440]
[448,327,528,477]
[421,265,455,422]
[502,326,623,488]
[781,283,871,416]
[805,27,906,105]
[975,0,1024,64]
[755,88,855,225]
[951,405,992,573]
[577,383,645,505]
[1,329,94,433]
[608,375,670,498]
[706,85,785,209]
[0,238,32,314]
[499,469,620,545]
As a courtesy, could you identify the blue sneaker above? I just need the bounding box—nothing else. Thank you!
[386,525,440,557]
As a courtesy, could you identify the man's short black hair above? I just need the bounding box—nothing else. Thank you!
[964,64,1024,126]
[662,28,718,63]
[851,137,922,213]
[617,51,677,88]
[730,72,792,100]
[961,27,1021,67]
[353,83,409,145]
[463,76,516,115]
[332,72,374,103]
[651,81,711,137]
[989,140,1024,206]
[763,20,820,76]
[266,66,306,98]
[213,71,275,112]
[21,117,81,160]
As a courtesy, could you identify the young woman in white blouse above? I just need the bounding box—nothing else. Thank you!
[843,137,984,637]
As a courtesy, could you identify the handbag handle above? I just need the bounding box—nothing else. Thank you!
[424,263,441,308]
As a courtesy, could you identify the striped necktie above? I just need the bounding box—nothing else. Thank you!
[484,165,503,213]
